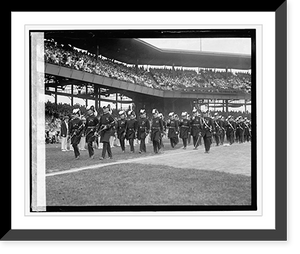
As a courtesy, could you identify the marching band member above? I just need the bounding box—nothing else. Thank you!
[116,110,127,153]
[190,107,202,150]
[97,105,115,160]
[179,112,191,150]
[235,116,245,143]
[166,112,179,148]
[137,109,150,154]
[79,117,86,151]
[85,106,99,159]
[150,109,164,154]
[202,111,214,153]
[218,115,226,145]
[174,113,180,146]
[158,113,166,149]
[212,113,221,146]
[125,110,138,153]
[69,108,83,159]
[243,117,252,142]
[225,115,236,145]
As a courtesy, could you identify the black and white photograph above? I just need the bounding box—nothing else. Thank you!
[30,29,256,212]
[6,5,290,244]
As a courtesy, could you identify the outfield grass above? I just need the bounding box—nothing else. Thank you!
[45,139,252,207]
[46,163,251,206]
[46,138,175,174]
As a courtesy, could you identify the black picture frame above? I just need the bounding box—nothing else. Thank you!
[5,2,286,241]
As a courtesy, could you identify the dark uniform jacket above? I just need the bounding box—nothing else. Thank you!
[85,115,99,141]
[179,118,191,139]
[69,117,83,145]
[213,119,223,135]
[225,119,236,135]
[116,119,127,139]
[236,121,245,132]
[243,121,251,136]
[85,115,99,133]
[190,115,202,137]
[166,119,179,138]
[137,117,150,140]
[151,117,164,141]
[201,117,214,137]
[97,113,115,143]
[126,118,138,140]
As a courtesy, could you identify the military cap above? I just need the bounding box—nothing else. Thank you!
[152,108,158,114]
[72,108,80,115]
[128,110,136,116]
[140,109,146,114]
[168,112,174,117]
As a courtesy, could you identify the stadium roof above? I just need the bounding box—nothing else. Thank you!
[45,31,251,70]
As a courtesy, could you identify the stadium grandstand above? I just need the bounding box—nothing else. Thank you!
[43,30,252,117]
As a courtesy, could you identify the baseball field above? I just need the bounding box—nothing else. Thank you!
[46,138,252,207]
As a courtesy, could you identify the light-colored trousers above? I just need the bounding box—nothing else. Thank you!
[61,137,68,151]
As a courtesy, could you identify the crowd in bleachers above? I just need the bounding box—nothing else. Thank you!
[149,67,251,93]
[45,40,157,89]
[44,40,251,93]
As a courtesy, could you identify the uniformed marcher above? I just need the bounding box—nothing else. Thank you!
[126,110,138,153]
[190,108,202,149]
[158,113,166,149]
[69,108,84,159]
[213,113,221,146]
[202,111,214,153]
[225,115,236,145]
[85,106,99,159]
[116,110,127,152]
[97,105,115,160]
[219,115,226,145]
[79,117,86,151]
[243,117,251,142]
[179,112,191,149]
[235,116,245,143]
[166,112,179,148]
[150,109,164,154]
[137,109,150,154]
[174,113,180,146]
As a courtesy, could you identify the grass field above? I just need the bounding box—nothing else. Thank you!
[45,138,252,207]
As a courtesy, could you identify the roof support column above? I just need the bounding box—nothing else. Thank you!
[225,99,229,114]
[94,85,98,111]
[115,93,118,110]
[85,84,88,107]
[71,84,74,107]
[54,85,57,106]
